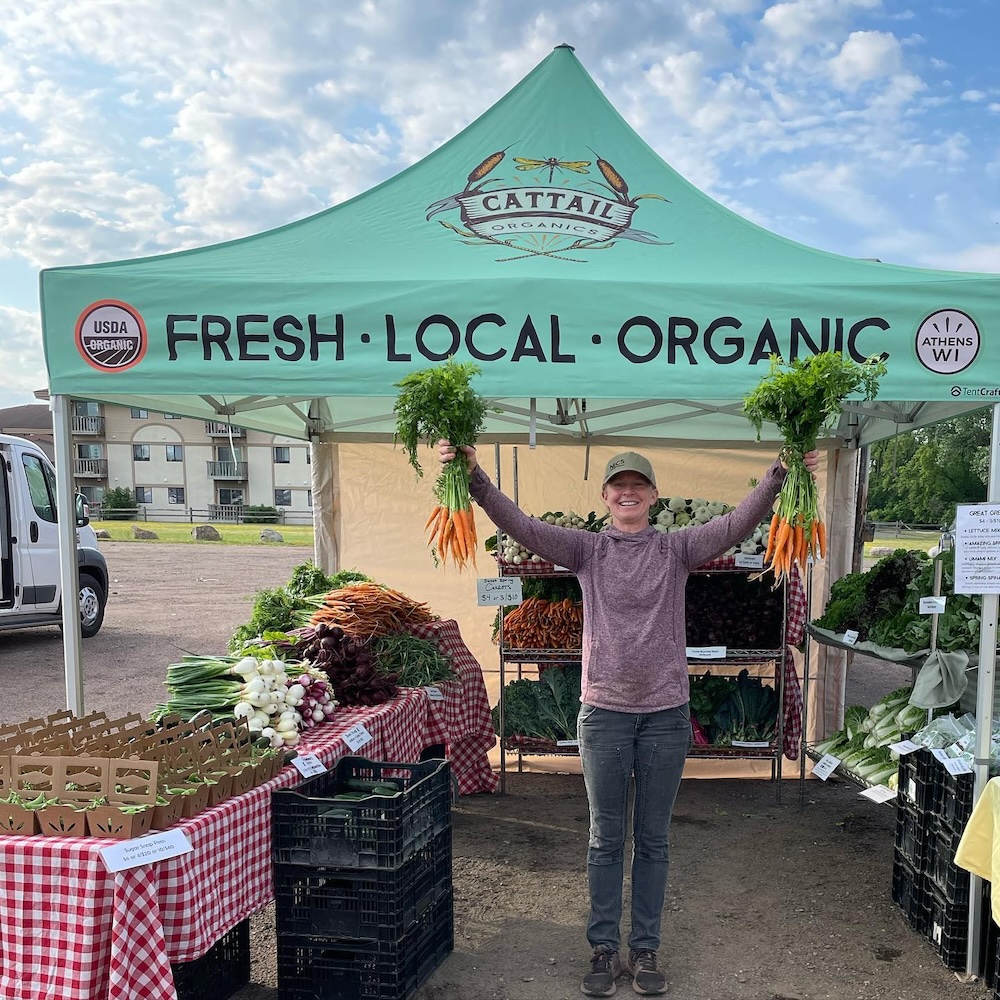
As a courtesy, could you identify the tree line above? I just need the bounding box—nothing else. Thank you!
[866,410,991,526]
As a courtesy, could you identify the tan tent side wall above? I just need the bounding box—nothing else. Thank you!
[324,441,845,773]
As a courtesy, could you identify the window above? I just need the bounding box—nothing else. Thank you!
[76,443,102,460]
[130,408,148,419]
[307,490,313,508]
[219,489,244,506]
[168,487,185,504]
[78,486,98,503]
[164,414,182,419]
[134,487,152,504]
[273,446,290,464]
[166,445,183,462]
[216,446,237,463]
[22,455,57,523]
[133,444,150,461]
[274,489,291,507]
[306,449,311,465]
[74,401,100,416]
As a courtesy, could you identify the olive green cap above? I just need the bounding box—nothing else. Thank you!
[602,451,656,488]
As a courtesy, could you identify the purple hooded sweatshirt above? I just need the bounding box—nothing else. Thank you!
[469,460,786,714]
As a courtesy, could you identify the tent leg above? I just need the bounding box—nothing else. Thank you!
[967,402,1000,976]
[52,395,85,716]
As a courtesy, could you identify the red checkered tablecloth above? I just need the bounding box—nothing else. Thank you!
[0,619,497,1000]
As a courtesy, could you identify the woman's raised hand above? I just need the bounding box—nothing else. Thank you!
[438,439,478,475]
[782,448,820,474]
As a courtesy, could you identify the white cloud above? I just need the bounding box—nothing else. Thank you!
[961,89,987,101]
[828,31,903,90]
[920,244,1000,273]
[990,103,1000,113]
[780,161,892,229]
[760,0,881,44]
[0,306,45,407]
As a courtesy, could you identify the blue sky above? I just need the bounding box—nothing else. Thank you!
[1,0,997,409]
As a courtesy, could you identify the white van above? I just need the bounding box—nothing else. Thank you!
[0,434,109,637]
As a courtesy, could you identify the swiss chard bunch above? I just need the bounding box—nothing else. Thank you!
[743,351,886,585]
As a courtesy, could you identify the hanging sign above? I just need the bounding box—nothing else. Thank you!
[812,754,841,780]
[954,503,1000,594]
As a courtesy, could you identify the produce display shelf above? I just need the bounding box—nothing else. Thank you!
[503,737,779,760]
[501,648,582,662]
[503,736,581,755]
[687,743,777,760]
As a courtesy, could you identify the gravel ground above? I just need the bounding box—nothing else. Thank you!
[0,542,988,1000]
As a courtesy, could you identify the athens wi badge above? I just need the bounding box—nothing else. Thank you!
[75,300,147,373]
[426,146,668,262]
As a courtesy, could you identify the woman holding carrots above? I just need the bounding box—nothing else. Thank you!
[439,439,819,997]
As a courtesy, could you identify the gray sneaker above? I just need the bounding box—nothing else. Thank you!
[626,950,667,995]
[581,946,623,996]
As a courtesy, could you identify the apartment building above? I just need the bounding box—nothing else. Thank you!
[68,401,314,524]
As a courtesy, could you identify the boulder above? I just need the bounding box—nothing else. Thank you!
[131,526,158,540]
[192,524,222,541]
[259,528,284,543]
[869,546,895,559]
[95,529,112,539]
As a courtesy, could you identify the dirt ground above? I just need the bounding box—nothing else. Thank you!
[0,542,991,1000]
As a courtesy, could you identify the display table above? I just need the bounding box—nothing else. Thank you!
[0,619,496,1000]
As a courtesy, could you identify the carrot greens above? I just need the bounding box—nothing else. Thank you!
[743,351,886,584]
[393,358,492,570]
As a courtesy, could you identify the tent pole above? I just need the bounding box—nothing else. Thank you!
[966,401,1000,976]
[52,394,85,716]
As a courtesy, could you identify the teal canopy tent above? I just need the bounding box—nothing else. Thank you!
[39,44,998,450]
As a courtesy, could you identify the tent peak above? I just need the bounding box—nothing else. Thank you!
[554,43,576,51]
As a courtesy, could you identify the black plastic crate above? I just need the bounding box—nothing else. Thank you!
[891,851,926,934]
[927,820,970,907]
[275,828,452,940]
[272,757,451,870]
[897,749,938,814]
[172,918,251,1000]
[937,769,975,834]
[894,800,930,872]
[926,884,971,971]
[277,891,454,1000]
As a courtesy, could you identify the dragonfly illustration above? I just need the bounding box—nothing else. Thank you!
[513,156,592,184]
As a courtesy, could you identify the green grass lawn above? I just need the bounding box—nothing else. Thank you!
[864,529,940,556]
[93,519,314,545]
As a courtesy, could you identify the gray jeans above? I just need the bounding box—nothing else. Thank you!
[577,702,691,953]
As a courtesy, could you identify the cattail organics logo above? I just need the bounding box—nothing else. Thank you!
[75,300,147,373]
[425,146,668,262]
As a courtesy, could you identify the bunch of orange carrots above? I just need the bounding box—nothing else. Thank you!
[425,498,478,569]
[762,506,827,585]
[393,359,491,572]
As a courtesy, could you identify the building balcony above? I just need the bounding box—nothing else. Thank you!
[205,422,245,437]
[74,458,108,477]
[207,461,248,479]
[72,415,105,435]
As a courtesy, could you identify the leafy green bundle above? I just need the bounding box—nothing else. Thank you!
[393,359,493,569]
[743,351,887,585]
[492,665,582,742]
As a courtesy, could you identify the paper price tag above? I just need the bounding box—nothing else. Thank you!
[100,829,193,873]
[930,748,953,765]
[889,739,921,755]
[477,577,523,606]
[731,740,770,748]
[734,553,764,569]
[811,753,841,780]
[919,596,947,615]
[425,685,445,701]
[553,565,570,573]
[343,723,373,752]
[292,752,327,778]
[842,630,859,646]
[860,785,897,804]
[942,756,974,776]
[555,740,579,748]
[955,732,974,752]
[685,645,727,659]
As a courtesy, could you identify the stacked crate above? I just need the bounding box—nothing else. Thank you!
[272,757,454,1000]
[892,748,995,974]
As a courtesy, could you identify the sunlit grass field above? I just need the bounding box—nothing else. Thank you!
[92,520,314,546]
